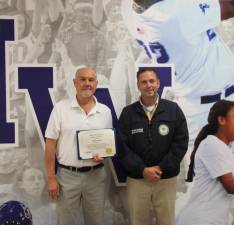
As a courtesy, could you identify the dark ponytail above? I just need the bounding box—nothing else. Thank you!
[186,100,234,182]
[186,124,216,182]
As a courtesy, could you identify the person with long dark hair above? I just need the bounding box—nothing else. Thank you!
[176,100,234,225]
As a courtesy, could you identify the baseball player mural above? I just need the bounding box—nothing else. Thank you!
[122,0,234,144]
[0,0,234,224]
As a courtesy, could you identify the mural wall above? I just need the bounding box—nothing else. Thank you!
[0,0,234,224]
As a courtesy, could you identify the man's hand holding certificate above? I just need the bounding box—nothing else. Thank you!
[77,129,116,159]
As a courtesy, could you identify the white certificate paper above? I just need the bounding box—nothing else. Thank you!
[76,129,116,159]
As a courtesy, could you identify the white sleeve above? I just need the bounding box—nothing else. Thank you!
[103,106,113,129]
[45,104,61,140]
[107,109,113,129]
[121,0,139,38]
[178,0,221,38]
[200,142,233,179]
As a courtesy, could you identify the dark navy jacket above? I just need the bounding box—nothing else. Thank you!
[117,98,189,179]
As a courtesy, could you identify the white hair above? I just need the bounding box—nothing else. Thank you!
[74,65,86,78]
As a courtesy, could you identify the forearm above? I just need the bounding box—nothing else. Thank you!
[48,0,62,22]
[45,139,57,179]
[121,151,146,178]
[92,0,104,27]
[159,108,189,173]
[23,45,41,63]
[117,133,146,178]
[219,173,234,194]
[118,139,147,178]
[17,0,26,12]
[117,110,147,178]
[220,0,234,20]
[45,138,60,199]
[31,0,44,37]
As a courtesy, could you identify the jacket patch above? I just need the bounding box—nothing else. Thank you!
[158,124,169,136]
[131,128,144,134]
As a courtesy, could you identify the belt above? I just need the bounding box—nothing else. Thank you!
[58,163,104,173]
[201,85,234,104]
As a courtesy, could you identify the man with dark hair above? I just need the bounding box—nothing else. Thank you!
[117,68,189,225]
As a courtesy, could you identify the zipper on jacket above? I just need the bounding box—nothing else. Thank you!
[148,121,152,143]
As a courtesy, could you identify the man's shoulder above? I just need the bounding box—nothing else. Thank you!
[54,97,71,108]
[96,101,111,113]
[159,98,186,120]
[159,98,177,106]
[158,98,180,112]
[122,101,140,113]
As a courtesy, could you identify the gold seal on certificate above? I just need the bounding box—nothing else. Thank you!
[76,129,116,159]
[105,148,112,155]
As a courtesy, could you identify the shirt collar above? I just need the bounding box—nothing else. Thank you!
[71,96,103,113]
[139,94,159,110]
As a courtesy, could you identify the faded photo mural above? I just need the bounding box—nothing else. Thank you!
[0,0,234,224]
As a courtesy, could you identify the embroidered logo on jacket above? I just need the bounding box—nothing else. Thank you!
[158,124,169,136]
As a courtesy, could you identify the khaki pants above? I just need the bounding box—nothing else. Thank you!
[56,167,107,225]
[127,177,177,225]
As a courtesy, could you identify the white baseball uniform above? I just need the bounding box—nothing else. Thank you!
[122,0,234,141]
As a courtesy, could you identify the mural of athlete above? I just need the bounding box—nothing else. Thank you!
[121,0,234,143]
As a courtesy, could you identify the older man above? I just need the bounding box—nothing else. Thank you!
[45,67,112,225]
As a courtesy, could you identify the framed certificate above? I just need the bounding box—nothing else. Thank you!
[76,128,116,159]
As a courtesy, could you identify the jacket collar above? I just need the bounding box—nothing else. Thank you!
[136,97,166,115]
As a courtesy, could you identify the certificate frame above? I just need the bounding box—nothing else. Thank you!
[76,128,116,160]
